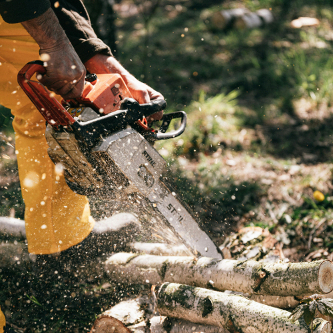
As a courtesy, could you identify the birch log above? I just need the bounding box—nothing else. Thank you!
[105,253,333,296]
[249,295,299,309]
[234,9,273,30]
[150,316,227,333]
[157,283,331,333]
[0,217,26,238]
[211,8,249,30]
[90,316,131,333]
[128,242,191,256]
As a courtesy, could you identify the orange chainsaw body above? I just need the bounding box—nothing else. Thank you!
[68,73,132,116]
[17,62,151,130]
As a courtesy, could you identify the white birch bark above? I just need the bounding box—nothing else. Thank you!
[149,316,228,333]
[211,8,250,30]
[128,242,192,256]
[0,217,26,238]
[157,283,331,333]
[105,253,333,296]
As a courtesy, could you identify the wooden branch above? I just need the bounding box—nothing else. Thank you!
[157,283,331,333]
[128,242,192,256]
[0,217,26,239]
[93,213,141,236]
[105,253,333,296]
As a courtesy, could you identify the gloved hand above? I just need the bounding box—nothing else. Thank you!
[84,54,164,122]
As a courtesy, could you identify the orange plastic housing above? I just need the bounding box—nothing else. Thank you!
[18,62,151,132]
[78,74,133,114]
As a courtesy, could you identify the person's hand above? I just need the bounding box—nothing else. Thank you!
[84,54,164,122]
[22,8,86,100]
[38,40,86,100]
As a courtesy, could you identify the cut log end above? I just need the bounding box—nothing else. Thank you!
[314,318,331,333]
[90,316,132,333]
[319,260,333,293]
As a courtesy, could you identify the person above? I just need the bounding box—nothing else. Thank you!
[0,0,163,330]
[0,308,4,333]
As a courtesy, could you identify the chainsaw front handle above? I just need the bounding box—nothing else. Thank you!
[153,111,187,141]
[121,98,187,140]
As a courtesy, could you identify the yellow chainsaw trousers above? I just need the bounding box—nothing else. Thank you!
[0,18,94,255]
[0,306,4,333]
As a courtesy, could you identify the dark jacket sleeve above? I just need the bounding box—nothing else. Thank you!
[0,0,51,23]
[51,0,112,63]
[0,0,112,63]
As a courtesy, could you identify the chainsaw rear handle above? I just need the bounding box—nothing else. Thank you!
[18,60,46,80]
[17,60,76,127]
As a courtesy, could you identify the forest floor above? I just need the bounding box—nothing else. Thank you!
[1,0,333,331]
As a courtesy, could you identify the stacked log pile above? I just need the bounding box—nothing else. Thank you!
[1,217,333,332]
[90,226,333,332]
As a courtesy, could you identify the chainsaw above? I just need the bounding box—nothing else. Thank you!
[18,60,222,260]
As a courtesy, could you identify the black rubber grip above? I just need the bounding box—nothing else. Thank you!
[120,98,167,118]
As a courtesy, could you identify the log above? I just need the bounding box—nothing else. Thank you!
[256,9,274,24]
[234,9,273,30]
[157,283,331,333]
[211,8,249,30]
[290,17,320,29]
[0,213,140,242]
[105,253,333,296]
[234,12,262,29]
[128,242,192,256]
[91,298,228,333]
[90,297,150,333]
[90,316,131,333]
[249,295,299,309]
[92,297,150,328]
[150,316,227,333]
[0,217,26,239]
[92,213,141,238]
[0,213,141,273]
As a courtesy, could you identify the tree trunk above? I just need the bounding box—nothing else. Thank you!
[157,283,331,333]
[105,253,333,296]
